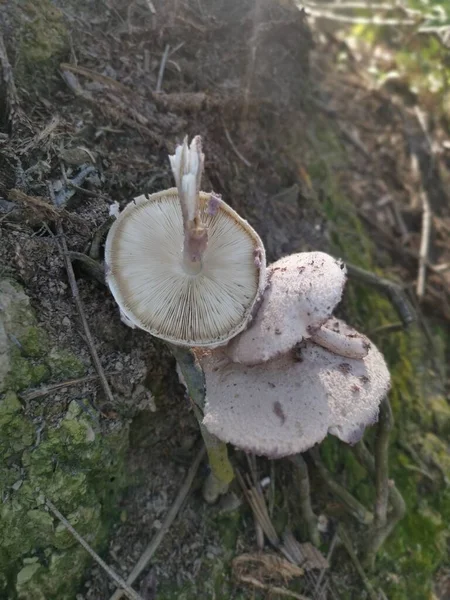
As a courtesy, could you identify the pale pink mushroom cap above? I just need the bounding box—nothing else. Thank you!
[201,320,390,458]
[226,252,347,365]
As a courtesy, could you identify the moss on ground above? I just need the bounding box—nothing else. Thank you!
[13,0,68,90]
[0,279,129,599]
[305,116,449,599]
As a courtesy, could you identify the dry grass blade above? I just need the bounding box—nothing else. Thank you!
[232,553,309,600]
[236,468,280,547]
[155,44,170,93]
[60,62,130,94]
[19,372,120,403]
[417,187,432,300]
[281,532,329,571]
[45,498,143,600]
[0,31,28,131]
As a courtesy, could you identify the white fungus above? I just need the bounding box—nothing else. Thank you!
[201,321,390,458]
[105,137,266,347]
[226,252,347,365]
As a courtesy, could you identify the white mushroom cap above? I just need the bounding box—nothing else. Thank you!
[226,252,346,365]
[105,188,266,346]
[201,321,390,458]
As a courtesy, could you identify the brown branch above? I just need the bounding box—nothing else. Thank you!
[47,183,117,408]
[109,445,206,600]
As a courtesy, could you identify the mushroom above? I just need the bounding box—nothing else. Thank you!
[200,320,390,458]
[226,252,348,365]
[105,136,266,347]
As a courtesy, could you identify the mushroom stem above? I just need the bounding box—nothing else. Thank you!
[290,454,321,547]
[352,401,406,570]
[169,136,208,274]
[310,325,370,359]
[169,344,234,502]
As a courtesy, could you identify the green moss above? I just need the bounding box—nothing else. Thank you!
[47,349,85,380]
[4,348,51,393]
[0,278,129,600]
[304,120,449,599]
[19,327,49,359]
[15,0,68,89]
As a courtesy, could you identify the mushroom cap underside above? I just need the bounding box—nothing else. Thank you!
[226,251,347,365]
[202,329,390,458]
[105,189,266,346]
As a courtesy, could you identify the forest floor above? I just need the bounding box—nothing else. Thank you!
[0,0,449,599]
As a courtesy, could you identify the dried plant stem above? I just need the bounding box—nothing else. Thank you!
[223,124,252,167]
[19,372,120,402]
[374,398,392,528]
[308,447,373,525]
[109,445,205,600]
[169,344,234,502]
[337,524,379,600]
[417,188,432,299]
[346,262,414,326]
[0,30,25,131]
[352,403,406,569]
[54,218,116,407]
[45,498,143,600]
[155,44,170,92]
[290,455,320,547]
[304,6,418,26]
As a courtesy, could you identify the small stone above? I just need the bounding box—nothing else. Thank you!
[153,519,162,530]
[62,316,71,327]
[115,361,124,371]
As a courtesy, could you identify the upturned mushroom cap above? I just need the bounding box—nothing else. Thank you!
[201,320,390,458]
[105,188,266,346]
[226,252,346,365]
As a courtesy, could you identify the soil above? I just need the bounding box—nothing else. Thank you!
[1,0,450,599]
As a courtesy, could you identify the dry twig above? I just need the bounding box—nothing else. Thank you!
[224,124,252,167]
[155,45,170,93]
[19,372,120,403]
[48,182,117,408]
[417,188,432,300]
[144,0,156,14]
[45,497,143,600]
[109,445,206,600]
[303,5,419,26]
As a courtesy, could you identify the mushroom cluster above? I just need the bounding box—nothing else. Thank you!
[105,135,390,461]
